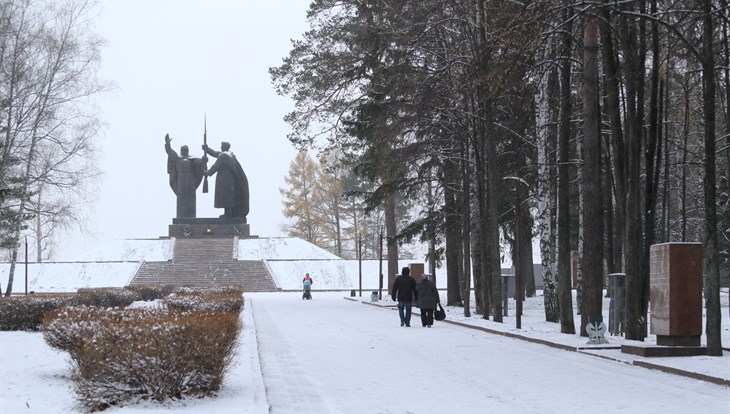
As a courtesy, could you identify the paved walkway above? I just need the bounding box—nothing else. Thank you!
[247,292,729,414]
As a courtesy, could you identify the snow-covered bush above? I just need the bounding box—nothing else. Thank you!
[0,294,75,331]
[43,306,241,411]
[173,285,244,296]
[73,288,138,308]
[43,307,116,362]
[124,284,175,301]
[163,293,244,314]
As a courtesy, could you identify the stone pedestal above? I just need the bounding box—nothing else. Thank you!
[649,242,703,346]
[409,263,424,280]
[168,217,255,238]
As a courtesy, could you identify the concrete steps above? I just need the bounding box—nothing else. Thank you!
[130,237,278,291]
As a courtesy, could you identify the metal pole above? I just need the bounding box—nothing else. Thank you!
[515,186,522,329]
[358,233,362,297]
[24,236,28,295]
[378,225,384,300]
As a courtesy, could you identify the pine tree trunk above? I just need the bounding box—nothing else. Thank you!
[719,0,730,322]
[601,1,626,273]
[580,15,605,336]
[485,104,503,323]
[701,0,722,356]
[622,9,646,341]
[557,8,575,333]
[444,157,463,307]
[642,0,664,338]
[521,207,536,298]
[461,142,472,317]
[385,191,398,292]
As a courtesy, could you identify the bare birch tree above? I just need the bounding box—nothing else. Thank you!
[2,0,106,295]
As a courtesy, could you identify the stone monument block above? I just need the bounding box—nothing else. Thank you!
[649,242,703,346]
[408,263,424,280]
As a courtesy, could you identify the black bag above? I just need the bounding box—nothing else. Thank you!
[434,303,446,321]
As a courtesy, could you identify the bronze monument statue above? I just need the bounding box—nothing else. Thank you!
[165,133,207,218]
[202,141,249,220]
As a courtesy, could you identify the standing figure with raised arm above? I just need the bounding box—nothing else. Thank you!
[165,133,207,218]
[202,140,250,220]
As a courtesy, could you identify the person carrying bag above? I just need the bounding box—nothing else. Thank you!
[416,274,441,327]
[434,303,446,321]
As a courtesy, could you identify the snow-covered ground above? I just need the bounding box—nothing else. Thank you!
[1,237,728,412]
[1,291,728,413]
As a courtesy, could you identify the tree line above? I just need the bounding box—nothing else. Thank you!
[280,149,420,261]
[271,0,728,355]
[1,0,107,295]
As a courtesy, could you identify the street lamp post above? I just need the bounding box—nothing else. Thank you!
[378,225,384,300]
[357,233,362,297]
[515,187,522,329]
[24,236,28,295]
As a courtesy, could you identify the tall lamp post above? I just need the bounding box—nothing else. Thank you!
[378,225,384,300]
[24,236,28,295]
[357,233,362,297]
[515,186,522,329]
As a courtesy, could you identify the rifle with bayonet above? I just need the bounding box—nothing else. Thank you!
[202,115,209,193]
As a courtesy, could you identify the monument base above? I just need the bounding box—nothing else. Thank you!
[656,334,701,347]
[621,343,706,357]
[169,217,255,238]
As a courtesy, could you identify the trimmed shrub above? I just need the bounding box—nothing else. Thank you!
[74,288,137,308]
[163,293,244,314]
[0,294,75,331]
[173,285,244,296]
[43,307,115,361]
[124,285,175,301]
[43,307,241,411]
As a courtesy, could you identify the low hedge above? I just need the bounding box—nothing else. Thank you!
[163,293,244,314]
[173,285,244,296]
[73,288,138,308]
[124,284,176,301]
[43,306,241,411]
[0,294,75,331]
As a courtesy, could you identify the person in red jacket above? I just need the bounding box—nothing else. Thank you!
[391,267,418,327]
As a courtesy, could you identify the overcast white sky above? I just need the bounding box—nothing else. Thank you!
[56,1,311,260]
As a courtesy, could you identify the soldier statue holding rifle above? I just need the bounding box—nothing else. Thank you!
[202,136,250,220]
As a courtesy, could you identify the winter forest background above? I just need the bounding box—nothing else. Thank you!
[1,0,728,354]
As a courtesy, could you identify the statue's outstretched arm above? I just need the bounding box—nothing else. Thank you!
[202,144,221,158]
[164,134,177,157]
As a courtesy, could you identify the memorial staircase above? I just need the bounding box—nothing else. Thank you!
[129,237,278,291]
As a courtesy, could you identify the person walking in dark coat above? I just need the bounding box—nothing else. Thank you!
[391,267,418,327]
[417,274,440,327]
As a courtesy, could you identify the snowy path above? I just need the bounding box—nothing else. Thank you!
[249,292,729,414]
